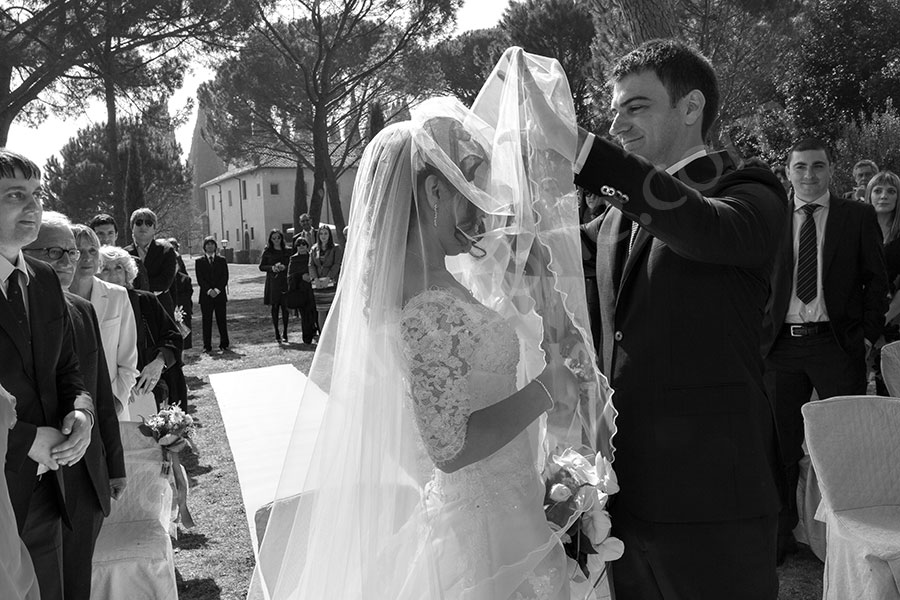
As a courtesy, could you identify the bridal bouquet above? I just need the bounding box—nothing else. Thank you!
[544,449,623,591]
[138,403,196,528]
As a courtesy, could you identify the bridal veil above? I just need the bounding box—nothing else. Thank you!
[249,47,616,600]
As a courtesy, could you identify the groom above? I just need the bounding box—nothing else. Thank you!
[574,40,785,598]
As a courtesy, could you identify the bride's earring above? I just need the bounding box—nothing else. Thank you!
[433,204,439,228]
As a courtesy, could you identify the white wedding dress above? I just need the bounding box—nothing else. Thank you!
[399,288,569,600]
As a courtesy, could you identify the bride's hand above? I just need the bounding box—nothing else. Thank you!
[537,351,579,413]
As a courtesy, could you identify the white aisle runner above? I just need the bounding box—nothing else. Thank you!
[211,364,326,557]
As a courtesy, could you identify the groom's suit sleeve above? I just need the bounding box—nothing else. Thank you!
[574,137,786,268]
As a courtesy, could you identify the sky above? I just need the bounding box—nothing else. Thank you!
[6,0,511,169]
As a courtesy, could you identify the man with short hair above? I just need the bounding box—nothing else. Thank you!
[762,137,887,564]
[569,39,786,598]
[842,158,879,201]
[0,149,94,599]
[292,213,315,249]
[195,236,230,352]
[23,210,126,600]
[87,213,119,246]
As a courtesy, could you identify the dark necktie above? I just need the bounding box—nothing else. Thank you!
[796,203,820,304]
[5,270,30,339]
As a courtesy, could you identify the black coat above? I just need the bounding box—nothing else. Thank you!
[1,257,92,529]
[762,193,888,358]
[195,254,229,306]
[125,239,178,315]
[259,248,293,304]
[575,139,785,524]
[63,292,125,517]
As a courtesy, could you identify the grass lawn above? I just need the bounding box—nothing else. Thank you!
[172,260,823,600]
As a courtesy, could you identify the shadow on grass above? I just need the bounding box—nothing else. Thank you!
[175,530,210,550]
[176,569,222,599]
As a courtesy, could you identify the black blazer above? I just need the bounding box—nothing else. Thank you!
[575,139,786,523]
[762,193,888,357]
[1,257,92,529]
[195,255,229,304]
[125,239,178,314]
[63,292,125,517]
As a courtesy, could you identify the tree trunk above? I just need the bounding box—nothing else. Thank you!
[0,111,13,148]
[617,0,678,43]
[309,107,330,227]
[324,161,346,244]
[293,156,308,231]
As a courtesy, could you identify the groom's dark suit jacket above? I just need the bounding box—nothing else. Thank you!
[575,139,785,524]
[761,192,887,359]
[1,256,92,529]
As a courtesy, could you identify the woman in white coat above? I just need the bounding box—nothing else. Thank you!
[69,224,139,420]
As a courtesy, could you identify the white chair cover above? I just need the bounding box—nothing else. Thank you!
[802,396,900,600]
[880,341,900,397]
[91,422,177,600]
[793,452,826,562]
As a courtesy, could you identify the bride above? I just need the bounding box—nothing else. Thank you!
[249,48,616,600]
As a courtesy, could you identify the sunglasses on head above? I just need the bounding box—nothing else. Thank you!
[133,219,154,227]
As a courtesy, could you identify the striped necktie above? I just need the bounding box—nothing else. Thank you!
[796,203,820,304]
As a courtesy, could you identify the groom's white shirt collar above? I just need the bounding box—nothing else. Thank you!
[574,133,708,175]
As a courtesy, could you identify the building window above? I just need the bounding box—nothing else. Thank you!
[236,228,240,242]
[270,183,279,195]
[228,190,233,206]
[250,227,255,240]
[241,180,247,199]
[256,183,261,197]
[210,197,215,212]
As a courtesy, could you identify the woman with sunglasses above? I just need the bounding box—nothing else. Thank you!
[286,237,317,344]
[252,49,614,600]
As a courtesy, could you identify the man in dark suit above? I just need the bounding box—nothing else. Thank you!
[123,208,178,315]
[762,137,888,563]
[23,210,126,600]
[195,236,230,352]
[0,149,94,600]
[568,40,785,599]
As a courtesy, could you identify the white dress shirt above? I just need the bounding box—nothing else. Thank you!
[785,192,830,324]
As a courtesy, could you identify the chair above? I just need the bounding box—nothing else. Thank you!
[880,340,900,397]
[91,422,177,600]
[802,396,900,600]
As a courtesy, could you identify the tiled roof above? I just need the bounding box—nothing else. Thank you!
[200,156,298,187]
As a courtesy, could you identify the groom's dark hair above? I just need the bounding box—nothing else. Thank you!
[611,39,720,139]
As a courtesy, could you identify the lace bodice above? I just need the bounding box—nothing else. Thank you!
[400,288,520,467]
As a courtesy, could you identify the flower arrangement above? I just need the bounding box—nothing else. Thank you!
[544,448,623,594]
[138,403,197,528]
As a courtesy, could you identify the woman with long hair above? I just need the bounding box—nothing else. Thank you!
[260,229,294,342]
[866,170,900,395]
[308,225,342,333]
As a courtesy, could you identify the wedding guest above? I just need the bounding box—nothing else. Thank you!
[0,384,39,600]
[287,237,317,344]
[865,170,900,395]
[568,40,785,598]
[842,158,878,202]
[97,247,182,413]
[67,223,139,419]
[291,213,315,249]
[88,213,119,246]
[773,165,791,194]
[762,138,887,563]
[123,208,178,315]
[259,230,293,343]
[23,213,126,600]
[195,236,230,352]
[167,237,194,350]
[0,148,94,600]
[309,225,342,333]
[578,187,608,354]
